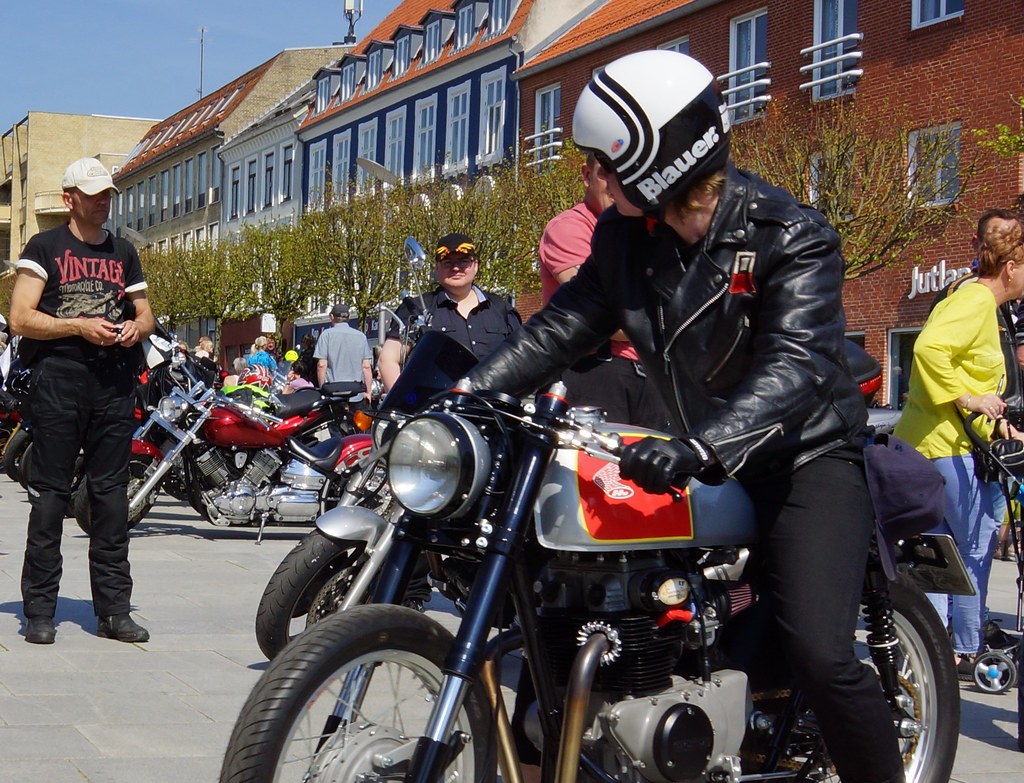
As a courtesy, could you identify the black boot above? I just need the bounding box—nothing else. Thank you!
[25,617,56,645]
[97,613,150,643]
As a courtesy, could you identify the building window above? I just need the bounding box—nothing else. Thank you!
[413,96,437,176]
[912,0,963,29]
[211,147,221,203]
[424,21,441,63]
[184,157,194,213]
[535,84,560,134]
[490,0,510,34]
[367,50,382,91]
[172,164,182,217]
[341,64,356,101]
[282,145,294,202]
[729,9,769,124]
[229,165,241,219]
[246,159,258,213]
[479,69,506,163]
[333,131,352,195]
[197,151,207,209]
[308,140,327,208]
[446,83,470,170]
[148,176,157,227]
[263,151,275,208]
[812,0,859,101]
[316,76,332,113]
[659,36,690,54]
[385,109,406,179]
[160,169,169,220]
[394,36,410,77]
[357,120,378,190]
[457,4,475,48]
[136,181,145,230]
[195,225,205,244]
[908,122,961,207]
[125,187,135,227]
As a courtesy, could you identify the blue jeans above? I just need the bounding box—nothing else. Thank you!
[927,454,1001,655]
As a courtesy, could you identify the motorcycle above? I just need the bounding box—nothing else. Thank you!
[222,331,967,783]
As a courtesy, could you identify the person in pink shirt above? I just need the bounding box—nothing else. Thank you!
[538,154,667,429]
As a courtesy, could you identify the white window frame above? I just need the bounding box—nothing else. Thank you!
[308,139,327,209]
[245,158,258,214]
[341,64,356,101]
[357,119,379,191]
[413,96,437,178]
[229,165,241,219]
[385,108,407,180]
[333,130,352,194]
[478,68,506,165]
[367,50,382,91]
[489,0,510,34]
[424,20,441,63]
[729,8,769,124]
[907,122,961,207]
[263,150,275,209]
[535,83,560,134]
[658,36,690,54]
[394,36,410,78]
[281,144,294,202]
[812,0,858,101]
[912,0,963,30]
[457,3,475,49]
[445,82,471,172]
[316,77,332,113]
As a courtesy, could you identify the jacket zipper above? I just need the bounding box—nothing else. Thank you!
[720,423,785,474]
[704,315,750,384]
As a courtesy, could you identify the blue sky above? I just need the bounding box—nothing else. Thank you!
[1,0,400,128]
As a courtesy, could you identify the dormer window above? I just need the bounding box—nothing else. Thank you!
[367,49,382,90]
[489,0,510,34]
[315,76,332,114]
[424,20,441,63]
[457,4,475,49]
[341,64,356,101]
[394,36,410,77]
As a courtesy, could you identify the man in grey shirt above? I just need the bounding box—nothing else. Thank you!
[313,303,373,402]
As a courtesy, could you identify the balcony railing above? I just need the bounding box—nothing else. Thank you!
[525,127,563,169]
[34,190,69,214]
[799,32,864,101]
[718,61,772,125]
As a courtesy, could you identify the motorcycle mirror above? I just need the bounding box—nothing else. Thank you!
[403,237,427,269]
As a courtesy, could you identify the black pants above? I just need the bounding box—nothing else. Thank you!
[22,355,137,619]
[562,355,670,431]
[742,451,905,783]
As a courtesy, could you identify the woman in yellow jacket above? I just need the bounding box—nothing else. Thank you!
[895,210,1024,677]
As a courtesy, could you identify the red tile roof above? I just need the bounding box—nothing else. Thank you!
[302,0,536,130]
[116,56,278,179]
[521,0,700,74]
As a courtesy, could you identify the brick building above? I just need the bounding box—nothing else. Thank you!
[512,0,1022,408]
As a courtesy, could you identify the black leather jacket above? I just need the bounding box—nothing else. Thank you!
[468,164,867,480]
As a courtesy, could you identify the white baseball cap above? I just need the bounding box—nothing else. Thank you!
[61,157,119,195]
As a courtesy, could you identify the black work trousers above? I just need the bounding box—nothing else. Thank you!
[22,355,137,619]
[742,450,905,783]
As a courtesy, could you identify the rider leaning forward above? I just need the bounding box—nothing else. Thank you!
[468,51,905,783]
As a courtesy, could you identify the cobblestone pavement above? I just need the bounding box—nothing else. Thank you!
[0,476,1020,780]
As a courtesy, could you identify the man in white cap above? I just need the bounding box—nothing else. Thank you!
[9,157,155,645]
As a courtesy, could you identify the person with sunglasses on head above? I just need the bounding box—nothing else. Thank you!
[377,233,521,391]
[467,51,906,783]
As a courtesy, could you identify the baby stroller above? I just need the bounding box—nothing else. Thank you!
[964,412,1024,694]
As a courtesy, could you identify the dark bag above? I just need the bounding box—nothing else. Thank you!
[863,433,946,580]
[977,437,1024,482]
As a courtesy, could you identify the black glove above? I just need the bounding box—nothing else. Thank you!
[620,437,713,495]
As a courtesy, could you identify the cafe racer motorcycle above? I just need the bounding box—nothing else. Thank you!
[221,332,964,783]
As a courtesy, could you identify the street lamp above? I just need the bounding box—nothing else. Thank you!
[343,0,364,45]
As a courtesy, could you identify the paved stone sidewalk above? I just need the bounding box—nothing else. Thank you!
[0,475,1021,780]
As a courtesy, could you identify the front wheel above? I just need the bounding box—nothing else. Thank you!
[221,604,496,783]
[254,531,369,660]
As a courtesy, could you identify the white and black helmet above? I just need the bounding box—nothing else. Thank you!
[573,50,731,212]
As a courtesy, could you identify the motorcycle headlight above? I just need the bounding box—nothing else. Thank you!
[387,413,490,518]
[157,395,187,422]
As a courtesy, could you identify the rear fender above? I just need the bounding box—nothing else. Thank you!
[338,433,372,468]
[315,504,389,547]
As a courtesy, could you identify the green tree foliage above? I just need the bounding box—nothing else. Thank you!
[974,96,1024,159]
[731,98,986,279]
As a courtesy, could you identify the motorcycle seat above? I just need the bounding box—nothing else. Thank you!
[288,436,344,474]
[276,388,323,419]
[321,381,364,399]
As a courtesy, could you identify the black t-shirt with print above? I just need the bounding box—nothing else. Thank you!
[16,225,147,364]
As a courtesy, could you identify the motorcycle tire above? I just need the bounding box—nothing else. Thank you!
[73,454,155,535]
[221,605,495,783]
[253,531,369,660]
[4,427,30,486]
[873,574,959,783]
